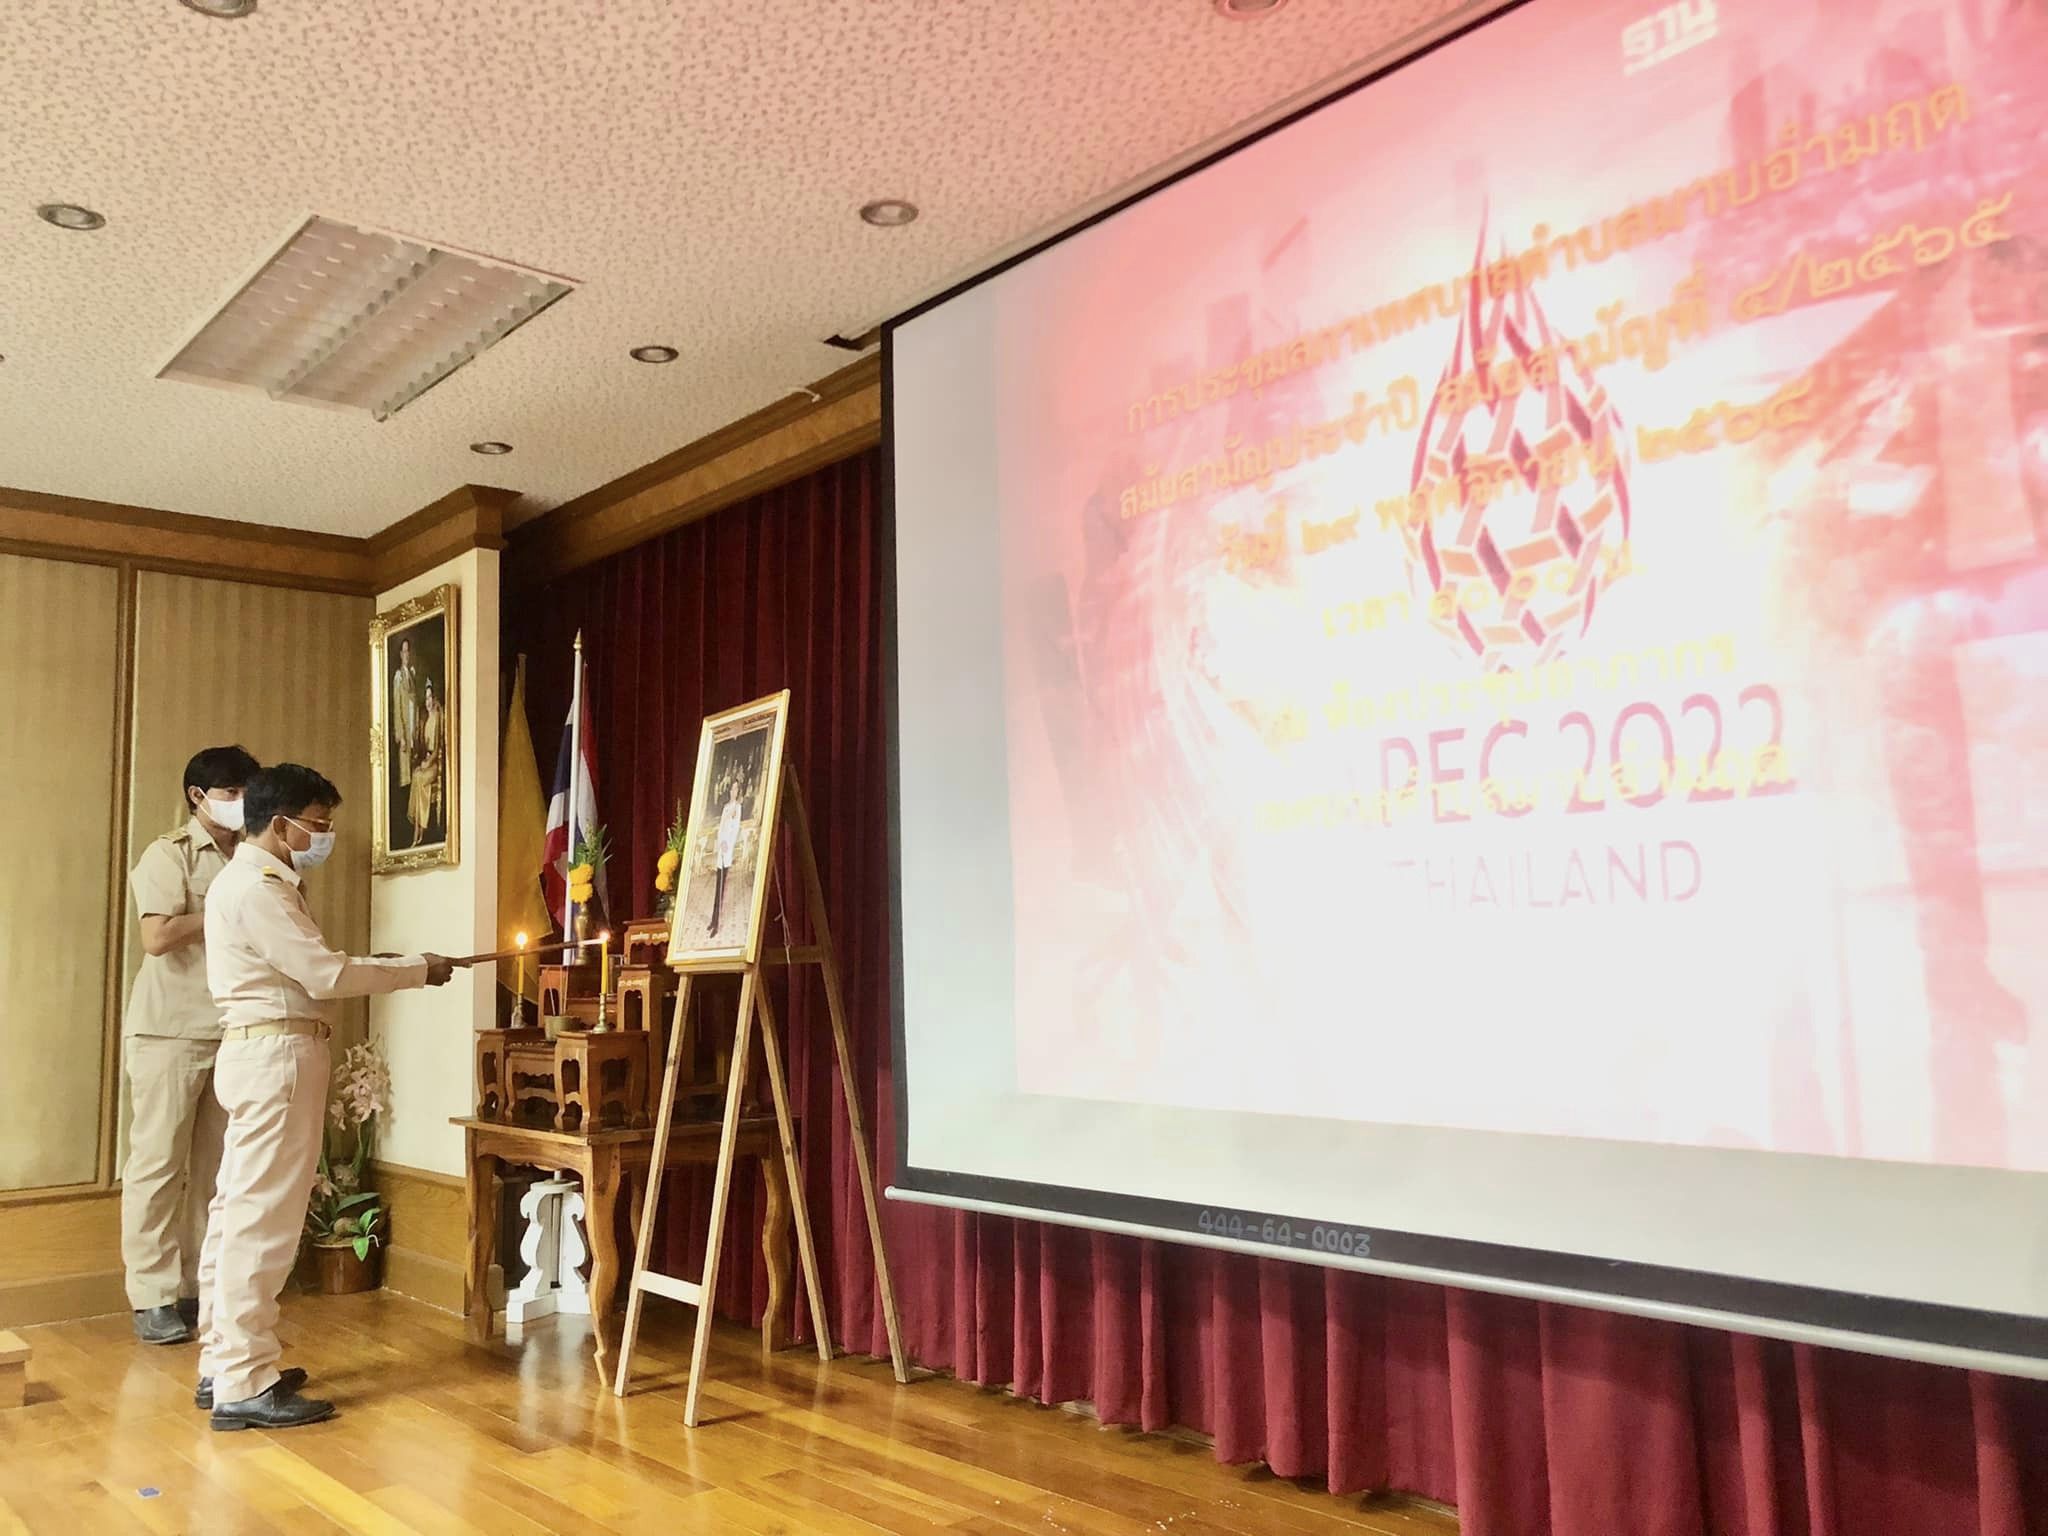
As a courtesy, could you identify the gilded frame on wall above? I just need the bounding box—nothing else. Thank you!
[666,690,791,969]
[369,583,459,875]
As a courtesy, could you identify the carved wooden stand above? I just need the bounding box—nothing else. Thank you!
[475,955,650,1133]
[611,766,907,1426]
[456,1116,791,1376]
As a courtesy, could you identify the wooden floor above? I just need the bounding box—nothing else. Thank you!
[0,1292,1453,1536]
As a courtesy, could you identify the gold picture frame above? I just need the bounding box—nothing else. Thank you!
[666,690,791,968]
[369,583,459,875]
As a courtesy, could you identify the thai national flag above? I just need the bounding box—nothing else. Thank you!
[540,641,603,935]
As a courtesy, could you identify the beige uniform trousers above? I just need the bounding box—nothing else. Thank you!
[197,1031,330,1407]
[120,1036,228,1310]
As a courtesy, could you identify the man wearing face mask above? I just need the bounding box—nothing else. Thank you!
[199,763,453,1430]
[121,744,262,1346]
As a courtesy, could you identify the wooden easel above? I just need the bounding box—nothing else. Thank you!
[611,766,907,1424]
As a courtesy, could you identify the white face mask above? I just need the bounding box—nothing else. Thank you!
[284,818,335,871]
[199,793,246,833]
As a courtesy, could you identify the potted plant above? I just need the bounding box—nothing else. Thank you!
[305,1039,391,1294]
[653,801,685,917]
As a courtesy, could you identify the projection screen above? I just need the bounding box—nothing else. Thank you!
[882,0,2048,1374]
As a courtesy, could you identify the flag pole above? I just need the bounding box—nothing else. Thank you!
[566,630,583,940]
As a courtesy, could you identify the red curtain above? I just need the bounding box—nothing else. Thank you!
[509,448,2048,1536]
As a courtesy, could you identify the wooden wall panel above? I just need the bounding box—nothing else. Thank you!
[371,1160,469,1314]
[0,1192,126,1328]
[0,488,370,594]
[0,554,122,1191]
[1,481,511,596]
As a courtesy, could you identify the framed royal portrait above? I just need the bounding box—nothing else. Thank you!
[666,690,790,968]
[369,583,459,875]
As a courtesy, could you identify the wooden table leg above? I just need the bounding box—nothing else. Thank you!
[623,1165,644,1275]
[761,1157,791,1351]
[464,1136,499,1345]
[585,1146,621,1373]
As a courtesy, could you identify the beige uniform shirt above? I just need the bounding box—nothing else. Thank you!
[124,817,234,1040]
[204,842,427,1028]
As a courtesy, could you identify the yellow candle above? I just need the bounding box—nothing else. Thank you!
[599,929,611,1000]
[514,932,527,1005]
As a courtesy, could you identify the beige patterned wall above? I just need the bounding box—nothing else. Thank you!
[0,557,371,1196]
[0,554,122,1190]
[114,573,373,1171]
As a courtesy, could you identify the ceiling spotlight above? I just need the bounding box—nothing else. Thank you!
[179,0,258,16]
[469,441,513,456]
[1214,0,1288,14]
[630,344,678,364]
[37,203,106,232]
[859,199,919,228]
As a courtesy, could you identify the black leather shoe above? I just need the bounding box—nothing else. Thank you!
[195,1367,304,1410]
[210,1382,335,1432]
[176,1297,200,1329]
[133,1305,192,1345]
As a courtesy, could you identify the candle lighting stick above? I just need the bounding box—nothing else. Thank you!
[447,938,590,967]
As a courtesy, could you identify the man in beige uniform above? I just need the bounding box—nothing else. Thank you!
[122,744,261,1345]
[200,763,451,1430]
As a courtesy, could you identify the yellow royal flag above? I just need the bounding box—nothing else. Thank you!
[497,654,553,1000]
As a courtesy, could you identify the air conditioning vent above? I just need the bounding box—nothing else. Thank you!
[158,216,575,422]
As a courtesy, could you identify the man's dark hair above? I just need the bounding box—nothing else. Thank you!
[182,745,261,814]
[244,763,342,838]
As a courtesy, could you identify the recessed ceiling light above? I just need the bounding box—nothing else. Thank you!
[630,345,678,364]
[859,199,919,228]
[179,0,257,17]
[37,203,106,231]
[470,441,513,456]
[1215,0,1287,15]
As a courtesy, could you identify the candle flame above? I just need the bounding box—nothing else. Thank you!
[515,932,528,948]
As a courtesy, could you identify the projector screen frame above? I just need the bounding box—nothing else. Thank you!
[874,0,2048,1380]
[883,1181,2048,1381]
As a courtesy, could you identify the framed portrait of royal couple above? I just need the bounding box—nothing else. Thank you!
[666,690,790,967]
[369,584,459,875]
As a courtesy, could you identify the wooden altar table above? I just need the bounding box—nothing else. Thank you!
[455,1115,792,1374]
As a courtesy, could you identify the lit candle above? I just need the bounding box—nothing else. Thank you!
[514,932,528,1011]
[599,929,611,1001]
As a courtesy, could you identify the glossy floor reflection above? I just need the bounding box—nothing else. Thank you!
[0,1290,1453,1534]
